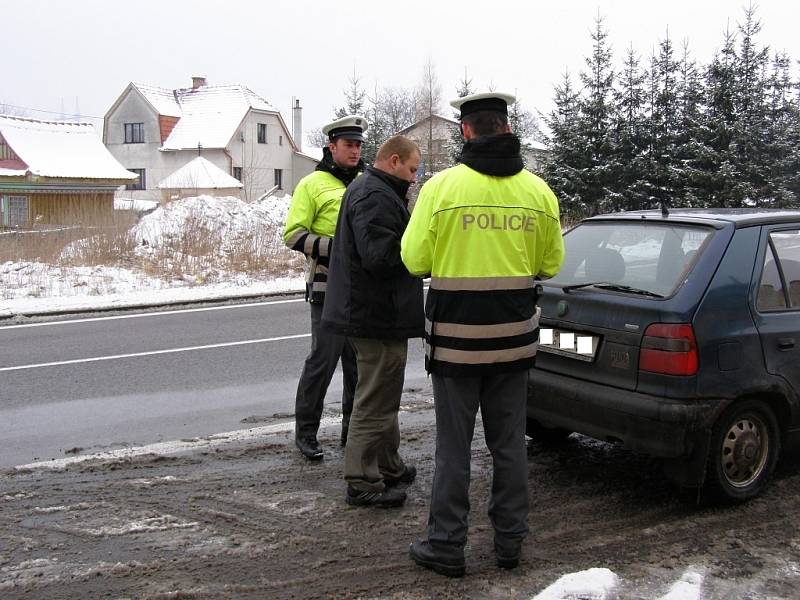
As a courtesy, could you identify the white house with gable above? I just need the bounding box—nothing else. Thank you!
[103,77,317,203]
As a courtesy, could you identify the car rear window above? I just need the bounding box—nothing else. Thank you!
[548,222,713,297]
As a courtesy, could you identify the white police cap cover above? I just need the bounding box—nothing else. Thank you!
[322,115,369,141]
[449,92,516,118]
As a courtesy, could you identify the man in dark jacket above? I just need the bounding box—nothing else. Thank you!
[322,135,424,508]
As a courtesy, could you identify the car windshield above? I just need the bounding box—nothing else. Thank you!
[547,221,713,297]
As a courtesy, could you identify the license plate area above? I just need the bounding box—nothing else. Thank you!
[538,327,599,362]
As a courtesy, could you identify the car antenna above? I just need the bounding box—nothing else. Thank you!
[660,199,669,218]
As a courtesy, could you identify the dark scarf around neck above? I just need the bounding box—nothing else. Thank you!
[460,133,524,177]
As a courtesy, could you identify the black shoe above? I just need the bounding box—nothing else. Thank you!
[409,539,465,578]
[346,485,406,507]
[495,540,521,569]
[384,465,417,487]
[295,436,323,460]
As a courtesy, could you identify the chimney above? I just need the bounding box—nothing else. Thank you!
[292,97,302,151]
[192,76,207,89]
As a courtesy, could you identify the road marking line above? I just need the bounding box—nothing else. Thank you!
[0,297,305,330]
[14,416,341,471]
[0,333,311,372]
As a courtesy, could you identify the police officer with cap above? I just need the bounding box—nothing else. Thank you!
[284,114,368,460]
[402,92,565,576]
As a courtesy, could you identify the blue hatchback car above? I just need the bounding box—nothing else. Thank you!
[527,209,800,501]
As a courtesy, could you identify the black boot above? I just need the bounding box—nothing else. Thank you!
[295,436,323,460]
[409,539,465,578]
[345,485,406,507]
[495,539,521,569]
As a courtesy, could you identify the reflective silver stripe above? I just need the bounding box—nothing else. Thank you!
[425,308,541,339]
[304,233,321,255]
[286,230,306,248]
[429,276,537,291]
[429,319,533,339]
[311,281,327,293]
[318,237,331,258]
[425,342,538,364]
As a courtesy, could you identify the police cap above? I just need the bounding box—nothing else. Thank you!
[449,91,516,119]
[322,115,369,142]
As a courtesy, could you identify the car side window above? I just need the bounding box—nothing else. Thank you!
[770,229,800,308]
[757,244,786,311]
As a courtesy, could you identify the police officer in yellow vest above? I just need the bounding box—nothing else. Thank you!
[283,115,367,460]
[402,92,564,577]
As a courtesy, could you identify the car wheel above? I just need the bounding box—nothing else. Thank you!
[526,417,571,444]
[705,399,780,502]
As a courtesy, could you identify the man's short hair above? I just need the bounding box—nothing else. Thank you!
[462,110,508,137]
[376,135,420,162]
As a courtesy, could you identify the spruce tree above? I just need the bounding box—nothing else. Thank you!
[576,13,616,214]
[446,70,473,167]
[699,28,739,207]
[731,5,771,206]
[543,72,588,221]
[612,45,649,211]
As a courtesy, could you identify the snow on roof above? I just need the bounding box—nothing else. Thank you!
[132,83,181,117]
[0,114,137,180]
[132,84,278,151]
[157,156,243,189]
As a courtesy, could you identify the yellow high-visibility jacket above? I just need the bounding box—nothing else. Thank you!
[401,163,565,376]
[284,170,347,303]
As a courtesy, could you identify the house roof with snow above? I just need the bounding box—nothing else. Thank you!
[396,114,459,136]
[0,114,137,180]
[157,156,243,190]
[111,81,283,151]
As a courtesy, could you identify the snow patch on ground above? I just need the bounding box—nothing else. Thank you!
[657,568,704,600]
[84,514,199,536]
[532,567,619,600]
[0,194,302,317]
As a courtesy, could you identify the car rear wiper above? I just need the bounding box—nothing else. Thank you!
[562,282,664,298]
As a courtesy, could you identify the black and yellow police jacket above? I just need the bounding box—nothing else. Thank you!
[400,133,565,376]
[283,149,362,303]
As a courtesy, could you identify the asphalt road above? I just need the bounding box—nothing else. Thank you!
[0,296,428,468]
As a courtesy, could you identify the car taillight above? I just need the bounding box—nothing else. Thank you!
[639,323,698,376]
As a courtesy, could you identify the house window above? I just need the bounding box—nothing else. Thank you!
[233,167,243,182]
[3,195,29,227]
[279,135,283,146]
[127,168,146,190]
[124,122,145,144]
[274,168,283,190]
[257,123,267,144]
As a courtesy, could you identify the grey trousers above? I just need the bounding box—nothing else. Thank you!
[427,371,529,547]
[294,302,356,440]
[344,337,408,492]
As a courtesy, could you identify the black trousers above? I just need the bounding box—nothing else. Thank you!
[427,371,529,547]
[294,302,356,439]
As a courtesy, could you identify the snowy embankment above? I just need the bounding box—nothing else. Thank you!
[0,195,305,317]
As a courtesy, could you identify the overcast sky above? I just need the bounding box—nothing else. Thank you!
[2,0,799,143]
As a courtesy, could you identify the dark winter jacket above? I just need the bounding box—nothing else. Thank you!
[321,166,425,339]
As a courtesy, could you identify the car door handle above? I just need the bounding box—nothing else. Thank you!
[778,337,795,350]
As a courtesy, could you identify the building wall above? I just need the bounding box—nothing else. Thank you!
[291,153,317,191]
[104,90,164,198]
[402,116,459,176]
[0,189,115,228]
[227,111,298,200]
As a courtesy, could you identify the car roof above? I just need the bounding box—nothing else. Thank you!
[585,208,800,229]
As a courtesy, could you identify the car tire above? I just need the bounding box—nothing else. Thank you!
[704,399,780,502]
[526,417,571,444]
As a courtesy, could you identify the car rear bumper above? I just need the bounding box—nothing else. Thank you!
[527,367,718,458]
